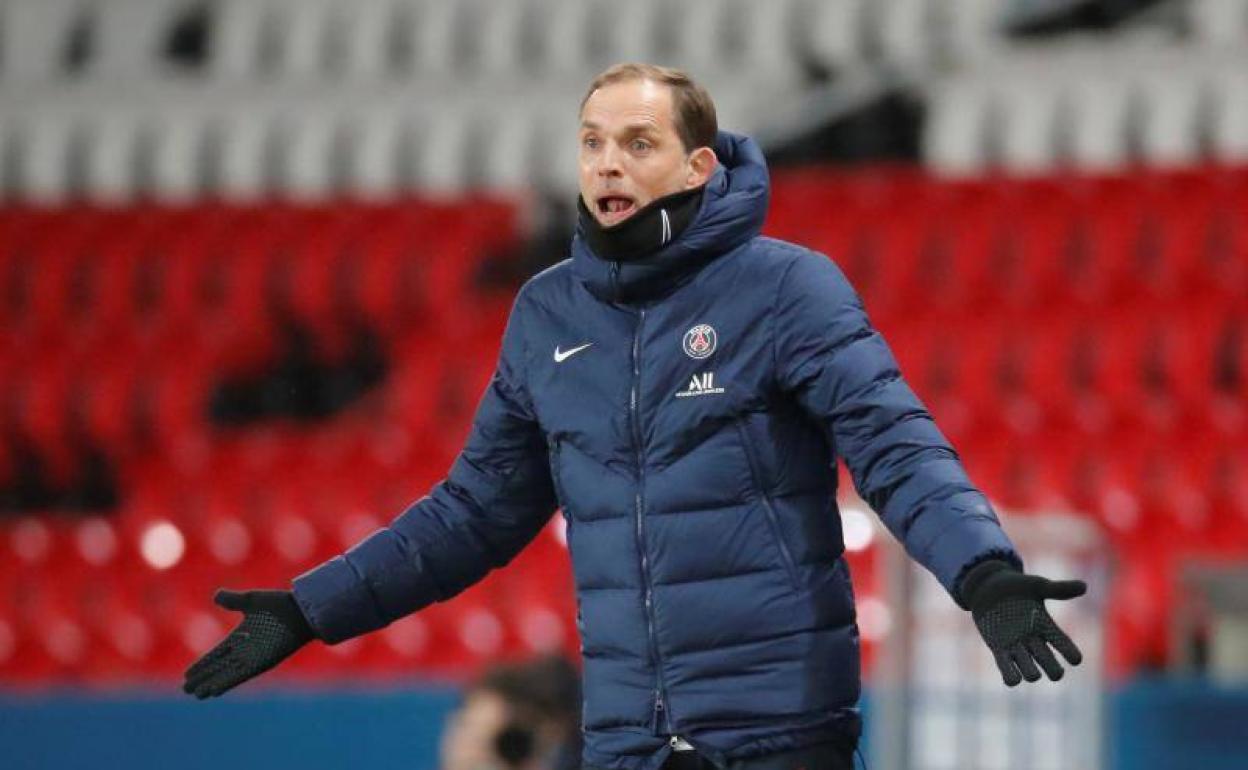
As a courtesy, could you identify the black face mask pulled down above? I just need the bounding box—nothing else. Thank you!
[577,185,705,263]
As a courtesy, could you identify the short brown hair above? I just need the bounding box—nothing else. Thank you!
[580,63,718,153]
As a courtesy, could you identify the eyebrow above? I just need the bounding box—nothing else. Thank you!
[580,120,660,135]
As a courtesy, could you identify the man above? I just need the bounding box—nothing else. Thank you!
[441,655,582,770]
[183,64,1086,770]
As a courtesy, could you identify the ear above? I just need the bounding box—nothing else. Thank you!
[685,146,717,188]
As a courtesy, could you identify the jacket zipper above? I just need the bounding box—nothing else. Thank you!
[736,421,800,588]
[631,307,672,733]
[551,441,587,652]
[548,438,569,511]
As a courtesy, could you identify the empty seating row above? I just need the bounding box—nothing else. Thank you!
[0,198,516,336]
[0,512,579,683]
[925,43,1248,174]
[0,197,515,518]
[0,289,510,499]
[3,296,1240,512]
[4,43,1244,200]
[0,0,1029,86]
[768,164,1248,312]
[888,310,1247,445]
[0,89,597,200]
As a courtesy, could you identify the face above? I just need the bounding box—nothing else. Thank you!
[439,691,555,770]
[578,78,717,227]
[439,691,512,770]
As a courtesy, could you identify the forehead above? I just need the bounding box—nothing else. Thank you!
[460,691,510,724]
[580,78,675,133]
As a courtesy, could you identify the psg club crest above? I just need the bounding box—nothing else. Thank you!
[682,324,717,359]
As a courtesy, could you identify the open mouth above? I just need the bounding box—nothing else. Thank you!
[596,195,637,225]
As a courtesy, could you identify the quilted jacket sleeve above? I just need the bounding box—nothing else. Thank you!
[291,290,556,643]
[774,250,1021,598]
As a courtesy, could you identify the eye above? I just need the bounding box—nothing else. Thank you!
[630,139,651,152]
[582,136,599,149]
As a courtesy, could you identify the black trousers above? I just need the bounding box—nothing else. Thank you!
[658,741,856,770]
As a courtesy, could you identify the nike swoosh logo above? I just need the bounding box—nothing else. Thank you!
[553,342,593,363]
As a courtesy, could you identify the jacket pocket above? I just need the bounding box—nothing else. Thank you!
[735,419,800,589]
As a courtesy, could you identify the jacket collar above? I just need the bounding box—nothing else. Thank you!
[571,130,770,304]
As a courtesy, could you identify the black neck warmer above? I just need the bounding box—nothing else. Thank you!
[577,185,705,262]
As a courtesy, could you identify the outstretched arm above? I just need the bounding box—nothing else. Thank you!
[774,251,1019,590]
[291,295,555,643]
[774,251,1083,684]
[183,290,555,697]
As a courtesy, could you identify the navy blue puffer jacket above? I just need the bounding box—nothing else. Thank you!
[292,132,1020,769]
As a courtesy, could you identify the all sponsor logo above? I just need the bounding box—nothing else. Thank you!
[675,371,725,398]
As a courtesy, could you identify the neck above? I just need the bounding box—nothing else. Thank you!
[577,185,705,262]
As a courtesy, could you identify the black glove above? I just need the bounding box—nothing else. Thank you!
[182,589,316,699]
[959,559,1086,686]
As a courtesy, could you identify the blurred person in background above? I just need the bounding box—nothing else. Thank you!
[441,655,582,770]
[183,63,1086,769]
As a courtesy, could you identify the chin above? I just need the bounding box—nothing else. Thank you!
[597,209,639,227]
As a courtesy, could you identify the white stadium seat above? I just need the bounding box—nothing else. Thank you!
[82,107,142,202]
[996,77,1064,174]
[474,103,541,192]
[1209,69,1248,162]
[733,0,801,81]
[0,0,83,82]
[1187,0,1248,47]
[472,0,530,76]
[1065,72,1134,172]
[407,0,463,79]
[88,0,185,78]
[13,108,76,203]
[1135,70,1204,168]
[274,105,340,200]
[0,113,20,196]
[148,109,210,201]
[410,107,471,197]
[209,0,270,79]
[798,0,863,72]
[533,100,581,193]
[266,0,335,80]
[671,0,723,77]
[924,78,993,175]
[213,106,273,201]
[325,0,395,80]
[940,0,1006,65]
[340,108,409,200]
[599,0,666,71]
[536,0,596,76]
[874,0,933,71]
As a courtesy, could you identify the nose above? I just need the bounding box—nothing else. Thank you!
[595,143,623,178]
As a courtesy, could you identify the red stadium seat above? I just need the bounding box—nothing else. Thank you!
[74,341,144,457]
[149,209,222,334]
[8,356,77,488]
[1064,173,1149,308]
[132,345,220,463]
[345,204,444,335]
[991,177,1080,312]
[275,206,360,358]
[11,211,101,336]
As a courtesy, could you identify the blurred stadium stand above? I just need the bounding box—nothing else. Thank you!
[3,164,1241,685]
[0,1,1246,768]
[2,0,1248,200]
